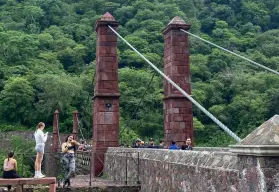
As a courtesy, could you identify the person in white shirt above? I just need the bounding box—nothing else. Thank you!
[34,122,48,178]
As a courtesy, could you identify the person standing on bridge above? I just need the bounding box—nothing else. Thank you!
[181,138,193,150]
[34,122,48,178]
[168,141,179,150]
[61,135,80,188]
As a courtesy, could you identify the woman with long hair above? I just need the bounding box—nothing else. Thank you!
[3,151,20,191]
[34,122,48,178]
[61,135,80,188]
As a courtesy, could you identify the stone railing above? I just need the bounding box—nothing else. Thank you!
[75,151,91,175]
[104,147,239,192]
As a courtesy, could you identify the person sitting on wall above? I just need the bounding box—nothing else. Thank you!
[168,141,179,150]
[181,138,193,150]
[3,151,21,191]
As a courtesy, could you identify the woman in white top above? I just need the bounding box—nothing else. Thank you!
[34,122,48,178]
[3,151,20,190]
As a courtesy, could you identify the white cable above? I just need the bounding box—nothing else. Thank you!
[180,29,279,76]
[108,25,241,142]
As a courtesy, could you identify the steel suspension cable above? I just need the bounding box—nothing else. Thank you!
[108,25,241,142]
[180,29,279,76]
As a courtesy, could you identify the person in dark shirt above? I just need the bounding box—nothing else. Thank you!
[133,139,142,148]
[181,138,193,150]
[147,138,155,148]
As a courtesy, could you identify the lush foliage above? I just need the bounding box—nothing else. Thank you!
[0,136,34,177]
[0,0,279,146]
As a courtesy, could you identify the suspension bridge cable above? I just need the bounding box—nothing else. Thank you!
[108,25,241,142]
[180,29,279,76]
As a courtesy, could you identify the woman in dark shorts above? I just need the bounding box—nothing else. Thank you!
[3,151,20,191]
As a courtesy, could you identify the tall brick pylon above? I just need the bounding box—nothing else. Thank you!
[52,109,59,152]
[162,16,193,147]
[72,110,79,140]
[92,12,120,176]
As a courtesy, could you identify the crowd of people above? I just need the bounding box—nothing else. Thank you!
[2,122,81,191]
[2,122,192,191]
[130,137,193,150]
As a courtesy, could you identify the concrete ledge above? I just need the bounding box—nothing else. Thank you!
[229,145,279,156]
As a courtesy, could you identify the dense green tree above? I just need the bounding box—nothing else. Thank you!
[0,0,278,147]
[0,77,35,124]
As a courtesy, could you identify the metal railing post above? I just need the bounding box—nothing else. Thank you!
[89,152,92,186]
[21,154,24,176]
[125,152,128,185]
[137,152,140,184]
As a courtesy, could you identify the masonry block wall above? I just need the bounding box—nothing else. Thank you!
[105,148,239,192]
[92,12,120,176]
[163,16,193,147]
[104,115,279,192]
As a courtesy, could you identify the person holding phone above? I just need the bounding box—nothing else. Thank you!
[34,122,48,178]
[61,135,80,188]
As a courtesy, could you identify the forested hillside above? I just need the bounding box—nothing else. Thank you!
[0,0,279,146]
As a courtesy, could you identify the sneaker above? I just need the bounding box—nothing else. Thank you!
[38,173,46,178]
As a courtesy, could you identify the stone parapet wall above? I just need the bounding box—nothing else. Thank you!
[104,148,239,192]
[193,147,230,152]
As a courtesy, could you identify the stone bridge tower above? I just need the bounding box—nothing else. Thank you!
[163,17,193,147]
[92,12,120,176]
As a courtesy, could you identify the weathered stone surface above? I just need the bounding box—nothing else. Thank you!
[52,110,59,153]
[228,115,279,192]
[105,148,239,192]
[163,16,193,147]
[101,12,116,21]
[92,13,120,177]
[239,115,279,145]
[72,110,79,140]
[230,115,279,157]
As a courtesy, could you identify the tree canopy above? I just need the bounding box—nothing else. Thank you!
[0,0,279,146]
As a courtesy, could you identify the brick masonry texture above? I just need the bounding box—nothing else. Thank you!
[92,12,120,176]
[163,16,193,147]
